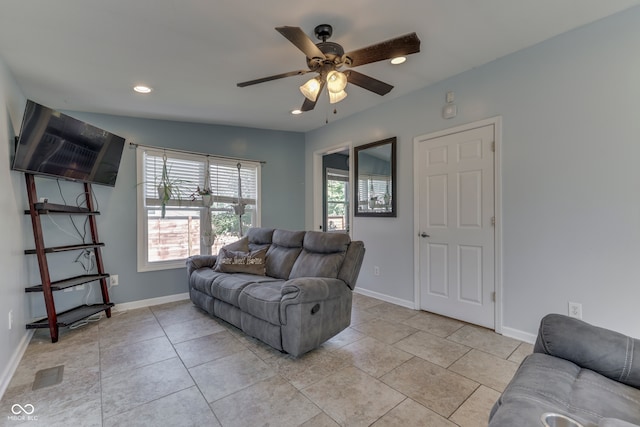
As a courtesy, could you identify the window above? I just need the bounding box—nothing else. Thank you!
[136,147,261,271]
[325,168,349,232]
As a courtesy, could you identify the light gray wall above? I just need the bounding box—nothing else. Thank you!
[305,7,640,339]
[20,113,306,315]
[0,58,29,394]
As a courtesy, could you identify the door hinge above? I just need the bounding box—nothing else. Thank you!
[491,292,496,302]
[491,216,496,226]
[491,141,495,152]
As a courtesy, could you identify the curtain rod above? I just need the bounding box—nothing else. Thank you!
[128,142,266,165]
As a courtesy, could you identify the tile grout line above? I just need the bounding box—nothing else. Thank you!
[150,305,225,427]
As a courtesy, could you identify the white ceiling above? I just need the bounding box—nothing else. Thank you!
[1,1,638,133]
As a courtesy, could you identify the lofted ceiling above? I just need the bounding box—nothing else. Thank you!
[1,1,639,133]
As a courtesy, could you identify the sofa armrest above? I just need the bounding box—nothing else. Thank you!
[534,314,640,388]
[185,255,217,277]
[281,277,349,303]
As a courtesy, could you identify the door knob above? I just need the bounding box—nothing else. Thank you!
[420,232,430,238]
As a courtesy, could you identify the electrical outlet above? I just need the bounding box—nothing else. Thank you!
[110,275,119,286]
[373,266,380,276]
[8,310,13,330]
[568,302,582,319]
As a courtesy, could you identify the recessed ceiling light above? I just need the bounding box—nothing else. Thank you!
[133,85,152,94]
[291,109,303,115]
[390,57,407,65]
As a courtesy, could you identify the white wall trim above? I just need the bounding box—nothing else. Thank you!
[112,292,190,312]
[354,287,416,310]
[413,116,504,332]
[501,326,537,345]
[0,330,34,401]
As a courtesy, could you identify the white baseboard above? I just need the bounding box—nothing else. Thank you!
[500,326,537,344]
[354,288,417,310]
[112,292,190,312]
[0,330,34,401]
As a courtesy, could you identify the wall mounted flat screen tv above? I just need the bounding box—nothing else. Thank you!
[12,100,125,187]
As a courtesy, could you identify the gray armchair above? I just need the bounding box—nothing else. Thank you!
[489,314,640,426]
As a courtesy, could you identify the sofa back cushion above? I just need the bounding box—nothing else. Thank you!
[289,231,350,279]
[265,229,305,279]
[534,314,640,389]
[247,227,274,252]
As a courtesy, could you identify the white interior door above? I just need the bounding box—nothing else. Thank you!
[416,124,495,328]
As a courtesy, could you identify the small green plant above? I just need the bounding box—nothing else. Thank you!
[156,156,188,218]
[189,185,212,200]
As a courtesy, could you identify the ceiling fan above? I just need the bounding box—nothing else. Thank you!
[237,24,421,112]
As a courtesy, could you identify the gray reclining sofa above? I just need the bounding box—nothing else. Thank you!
[489,314,640,427]
[186,227,365,357]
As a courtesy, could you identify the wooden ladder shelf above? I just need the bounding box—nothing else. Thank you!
[24,173,113,342]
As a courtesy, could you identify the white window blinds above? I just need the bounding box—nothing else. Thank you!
[141,148,258,206]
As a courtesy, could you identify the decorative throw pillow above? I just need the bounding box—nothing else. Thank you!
[213,237,249,269]
[214,247,267,275]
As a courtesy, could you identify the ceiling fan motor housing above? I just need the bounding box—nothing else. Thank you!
[314,24,333,41]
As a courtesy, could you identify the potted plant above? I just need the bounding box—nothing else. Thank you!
[190,186,214,206]
[156,156,187,218]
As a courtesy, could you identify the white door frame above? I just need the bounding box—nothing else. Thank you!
[413,116,503,333]
[313,142,354,236]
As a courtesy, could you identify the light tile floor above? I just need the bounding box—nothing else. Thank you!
[1,294,533,426]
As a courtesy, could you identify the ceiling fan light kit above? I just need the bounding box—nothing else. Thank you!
[326,70,348,93]
[300,77,321,101]
[329,89,347,104]
[237,24,421,113]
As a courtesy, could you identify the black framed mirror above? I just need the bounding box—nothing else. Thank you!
[354,137,397,217]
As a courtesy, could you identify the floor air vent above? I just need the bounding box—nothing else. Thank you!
[32,365,64,391]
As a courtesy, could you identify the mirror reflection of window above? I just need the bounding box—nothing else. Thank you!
[354,137,396,217]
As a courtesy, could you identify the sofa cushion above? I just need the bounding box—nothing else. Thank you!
[289,232,349,279]
[190,267,218,295]
[247,227,274,252]
[215,247,267,275]
[238,281,286,325]
[266,229,305,279]
[301,231,350,253]
[489,353,640,426]
[208,272,276,307]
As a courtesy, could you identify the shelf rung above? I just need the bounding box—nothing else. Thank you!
[25,242,105,255]
[25,274,110,292]
[26,304,114,329]
[24,202,100,215]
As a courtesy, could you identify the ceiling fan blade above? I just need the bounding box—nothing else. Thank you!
[343,32,421,67]
[345,70,393,96]
[237,70,310,87]
[300,80,325,112]
[276,26,326,60]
